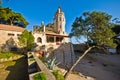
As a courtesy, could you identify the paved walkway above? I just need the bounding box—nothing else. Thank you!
[0,56,28,80]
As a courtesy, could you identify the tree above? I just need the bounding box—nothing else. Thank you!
[18,30,34,54]
[0,0,10,4]
[112,25,120,54]
[64,11,116,79]
[0,0,1,4]
[0,6,28,28]
[111,18,120,54]
[112,25,120,34]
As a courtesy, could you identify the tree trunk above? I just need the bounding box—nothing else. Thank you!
[64,46,95,79]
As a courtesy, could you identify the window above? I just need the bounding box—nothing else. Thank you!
[59,17,61,21]
[8,33,14,36]
[60,25,62,29]
[47,36,54,43]
[37,37,42,43]
[17,34,21,36]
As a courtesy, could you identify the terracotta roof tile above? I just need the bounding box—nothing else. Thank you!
[0,24,25,32]
[45,31,68,37]
[45,31,56,34]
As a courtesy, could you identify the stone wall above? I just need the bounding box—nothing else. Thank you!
[46,43,75,69]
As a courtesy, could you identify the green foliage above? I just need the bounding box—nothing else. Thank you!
[52,70,65,80]
[0,53,13,59]
[39,57,46,63]
[46,57,58,70]
[29,57,35,61]
[112,25,120,45]
[18,30,34,53]
[112,25,120,34]
[0,0,2,4]
[71,11,116,48]
[0,52,20,59]
[33,72,47,80]
[0,6,28,28]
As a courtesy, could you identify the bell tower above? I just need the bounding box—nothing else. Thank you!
[54,6,66,34]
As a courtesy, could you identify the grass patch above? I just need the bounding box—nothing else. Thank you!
[52,70,65,80]
[0,52,21,59]
[33,72,47,80]
[29,57,35,61]
[39,57,46,63]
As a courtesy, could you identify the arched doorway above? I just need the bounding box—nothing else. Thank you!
[37,37,42,43]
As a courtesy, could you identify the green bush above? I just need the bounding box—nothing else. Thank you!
[29,57,35,61]
[52,70,65,80]
[39,57,46,63]
[33,72,47,80]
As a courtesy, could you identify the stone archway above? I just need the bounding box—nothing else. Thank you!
[37,37,42,43]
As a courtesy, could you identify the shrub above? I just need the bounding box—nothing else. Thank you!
[29,57,35,61]
[33,72,47,80]
[39,57,46,63]
[52,70,65,80]
[46,57,60,70]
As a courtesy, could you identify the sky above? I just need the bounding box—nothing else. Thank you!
[1,0,120,43]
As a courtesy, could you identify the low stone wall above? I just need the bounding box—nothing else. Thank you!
[0,55,21,62]
[28,52,56,80]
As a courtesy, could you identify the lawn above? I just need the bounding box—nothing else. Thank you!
[0,56,28,80]
[0,52,21,59]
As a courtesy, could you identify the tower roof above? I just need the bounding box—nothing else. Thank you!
[57,6,62,13]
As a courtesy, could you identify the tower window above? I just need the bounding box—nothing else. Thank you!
[59,17,61,21]
[60,25,62,29]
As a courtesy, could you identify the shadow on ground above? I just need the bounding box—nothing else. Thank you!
[5,56,29,80]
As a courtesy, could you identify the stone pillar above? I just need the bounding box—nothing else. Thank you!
[54,36,56,43]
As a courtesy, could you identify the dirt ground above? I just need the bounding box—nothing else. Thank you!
[66,53,120,80]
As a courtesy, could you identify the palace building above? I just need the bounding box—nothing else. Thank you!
[32,7,68,46]
[0,7,68,50]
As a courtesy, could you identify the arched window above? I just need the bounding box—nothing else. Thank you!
[37,37,42,43]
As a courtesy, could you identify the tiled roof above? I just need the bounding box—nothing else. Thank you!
[46,31,68,37]
[45,31,56,34]
[0,24,25,32]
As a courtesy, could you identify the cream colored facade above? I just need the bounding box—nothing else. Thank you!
[0,7,68,49]
[54,7,66,34]
[0,24,24,48]
[0,30,22,46]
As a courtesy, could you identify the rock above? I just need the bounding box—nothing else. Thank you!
[0,64,4,69]
[86,76,94,80]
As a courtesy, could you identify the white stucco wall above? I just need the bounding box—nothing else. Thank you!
[0,30,22,46]
[32,32,46,46]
